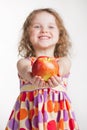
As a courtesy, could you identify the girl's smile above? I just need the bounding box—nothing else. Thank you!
[38,35,51,40]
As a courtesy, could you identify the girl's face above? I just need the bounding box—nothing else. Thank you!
[29,12,59,50]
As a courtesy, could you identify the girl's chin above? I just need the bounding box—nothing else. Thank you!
[38,44,51,49]
[39,43,56,48]
[38,42,52,47]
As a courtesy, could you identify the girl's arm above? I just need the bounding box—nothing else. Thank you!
[47,56,71,87]
[17,58,32,82]
[58,56,71,76]
[17,58,46,88]
[17,56,71,88]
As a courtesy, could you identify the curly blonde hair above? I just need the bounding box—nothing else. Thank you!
[18,8,71,58]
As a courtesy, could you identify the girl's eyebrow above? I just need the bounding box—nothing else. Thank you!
[31,22,57,26]
[31,23,40,26]
[32,23,40,25]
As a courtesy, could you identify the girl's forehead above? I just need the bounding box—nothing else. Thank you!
[31,12,56,23]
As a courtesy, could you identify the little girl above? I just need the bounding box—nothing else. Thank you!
[5,8,79,130]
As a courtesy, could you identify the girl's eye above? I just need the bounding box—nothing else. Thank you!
[48,26,55,29]
[33,25,41,28]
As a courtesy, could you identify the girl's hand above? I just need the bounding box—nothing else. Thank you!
[31,75,46,88]
[47,75,62,88]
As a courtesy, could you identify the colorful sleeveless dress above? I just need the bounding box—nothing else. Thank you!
[5,57,79,130]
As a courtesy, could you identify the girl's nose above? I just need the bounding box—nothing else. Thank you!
[41,27,48,33]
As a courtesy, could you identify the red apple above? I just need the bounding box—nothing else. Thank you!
[32,56,59,81]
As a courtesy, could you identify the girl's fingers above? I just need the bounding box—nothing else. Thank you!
[32,76,37,83]
[48,75,62,87]
[32,75,62,88]
[33,76,45,88]
[47,79,54,87]
[45,82,49,88]
[50,76,59,86]
[39,79,45,88]
[54,75,62,82]
[33,76,41,86]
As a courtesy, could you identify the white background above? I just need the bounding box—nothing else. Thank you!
[0,0,87,129]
